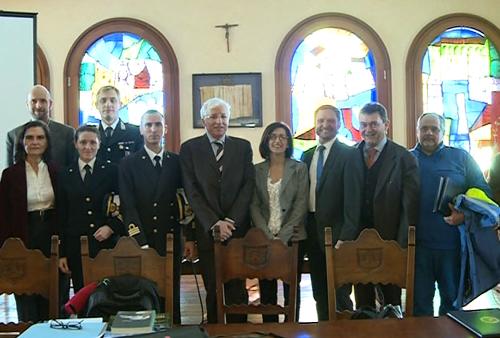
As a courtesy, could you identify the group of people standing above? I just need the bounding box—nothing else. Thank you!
[0,84,493,324]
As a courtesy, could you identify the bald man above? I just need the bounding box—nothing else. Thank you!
[6,85,75,167]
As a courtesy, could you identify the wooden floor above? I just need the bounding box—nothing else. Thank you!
[0,274,498,324]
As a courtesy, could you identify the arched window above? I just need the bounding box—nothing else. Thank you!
[36,45,50,90]
[275,13,391,156]
[406,14,500,171]
[64,18,180,151]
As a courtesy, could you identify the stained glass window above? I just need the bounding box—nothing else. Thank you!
[79,32,164,126]
[422,27,500,171]
[290,28,376,157]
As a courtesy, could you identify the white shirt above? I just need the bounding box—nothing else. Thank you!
[78,157,96,180]
[308,137,336,212]
[26,160,55,211]
[267,177,282,237]
[144,145,163,167]
[100,119,120,136]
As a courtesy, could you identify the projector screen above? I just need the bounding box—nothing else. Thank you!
[0,11,37,170]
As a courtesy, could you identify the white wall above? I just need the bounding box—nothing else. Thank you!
[2,0,499,158]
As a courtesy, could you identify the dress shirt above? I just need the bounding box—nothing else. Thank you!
[206,133,226,156]
[309,137,336,212]
[78,157,96,180]
[144,145,164,167]
[100,119,120,137]
[363,136,387,165]
[25,160,55,211]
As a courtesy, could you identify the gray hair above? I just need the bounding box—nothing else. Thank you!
[200,97,231,120]
[417,113,445,134]
[141,109,164,126]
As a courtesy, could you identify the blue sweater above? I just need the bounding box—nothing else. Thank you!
[410,144,491,250]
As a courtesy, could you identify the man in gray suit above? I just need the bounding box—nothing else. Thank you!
[301,105,356,320]
[346,102,419,309]
[6,85,75,167]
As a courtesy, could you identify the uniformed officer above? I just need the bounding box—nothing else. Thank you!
[58,125,123,293]
[119,109,192,324]
[95,85,143,164]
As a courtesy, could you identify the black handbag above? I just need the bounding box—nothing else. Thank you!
[85,274,160,320]
[351,304,403,320]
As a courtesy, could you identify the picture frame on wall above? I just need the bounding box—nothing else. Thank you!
[192,72,262,128]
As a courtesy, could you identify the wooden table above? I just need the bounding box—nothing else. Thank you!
[204,316,473,338]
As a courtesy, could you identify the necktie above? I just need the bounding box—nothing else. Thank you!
[316,145,325,186]
[214,141,224,174]
[83,164,92,186]
[366,148,378,168]
[105,127,113,139]
[154,155,162,174]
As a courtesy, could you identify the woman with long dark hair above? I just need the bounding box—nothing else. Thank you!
[0,120,57,322]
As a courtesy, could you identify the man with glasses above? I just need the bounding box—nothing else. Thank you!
[180,97,254,323]
[410,113,490,316]
[345,102,419,310]
[301,105,356,320]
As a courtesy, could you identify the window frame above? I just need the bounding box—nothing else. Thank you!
[275,12,392,136]
[405,13,500,148]
[63,17,180,151]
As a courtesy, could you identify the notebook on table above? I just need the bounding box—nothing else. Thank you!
[447,309,500,338]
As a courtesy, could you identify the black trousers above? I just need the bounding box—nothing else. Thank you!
[306,213,353,321]
[17,210,54,322]
[259,240,305,322]
[354,283,402,309]
[198,245,248,324]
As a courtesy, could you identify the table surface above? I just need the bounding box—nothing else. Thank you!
[204,316,474,338]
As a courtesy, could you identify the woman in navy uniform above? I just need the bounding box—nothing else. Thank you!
[58,125,123,293]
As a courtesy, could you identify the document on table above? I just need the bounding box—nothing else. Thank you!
[19,318,107,338]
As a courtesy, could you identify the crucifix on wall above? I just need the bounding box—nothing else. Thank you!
[215,23,239,53]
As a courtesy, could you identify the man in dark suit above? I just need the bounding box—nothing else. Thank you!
[180,97,255,323]
[119,109,188,324]
[58,125,123,292]
[301,105,356,320]
[6,85,75,167]
[95,85,143,164]
[345,102,419,309]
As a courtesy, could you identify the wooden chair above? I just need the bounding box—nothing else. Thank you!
[80,235,174,325]
[0,236,59,337]
[325,226,416,320]
[214,227,299,324]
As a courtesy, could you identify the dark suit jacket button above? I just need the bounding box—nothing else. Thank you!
[89,223,95,228]
[107,148,111,152]
[85,197,91,202]
[170,216,174,220]
[153,216,158,220]
[153,229,158,233]
[153,203,158,207]
[87,210,93,215]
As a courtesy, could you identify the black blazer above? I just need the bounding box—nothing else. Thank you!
[179,134,255,250]
[302,140,358,248]
[119,148,182,255]
[97,119,143,164]
[57,159,122,257]
[0,161,58,250]
[345,140,420,247]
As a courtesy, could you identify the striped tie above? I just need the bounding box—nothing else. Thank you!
[214,141,224,173]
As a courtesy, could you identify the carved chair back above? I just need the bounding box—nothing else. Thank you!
[325,227,415,320]
[80,235,174,324]
[0,236,59,336]
[214,227,299,323]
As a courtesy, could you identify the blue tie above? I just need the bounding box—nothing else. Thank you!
[316,145,325,187]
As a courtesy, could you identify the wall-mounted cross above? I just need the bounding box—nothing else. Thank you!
[215,23,239,53]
